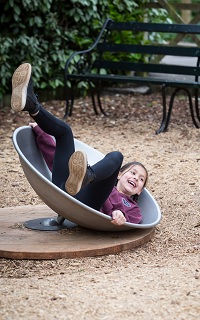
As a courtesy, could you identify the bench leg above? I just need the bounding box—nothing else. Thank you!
[90,81,108,116]
[156,85,167,134]
[195,88,200,122]
[96,81,108,116]
[187,88,200,128]
[64,81,75,118]
[89,83,99,115]
[162,87,200,132]
[164,87,181,132]
[174,87,200,129]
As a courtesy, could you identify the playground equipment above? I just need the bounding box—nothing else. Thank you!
[12,126,161,232]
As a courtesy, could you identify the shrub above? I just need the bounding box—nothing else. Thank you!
[0,0,169,100]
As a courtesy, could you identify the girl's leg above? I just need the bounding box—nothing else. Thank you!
[11,62,75,190]
[32,108,75,189]
[75,151,123,210]
[11,63,122,209]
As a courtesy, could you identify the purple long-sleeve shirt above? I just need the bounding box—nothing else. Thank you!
[32,125,142,224]
[100,187,142,223]
[33,125,55,172]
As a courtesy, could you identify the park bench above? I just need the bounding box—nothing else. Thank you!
[64,18,200,133]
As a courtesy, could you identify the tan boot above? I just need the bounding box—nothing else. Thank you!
[65,151,95,196]
[11,63,40,114]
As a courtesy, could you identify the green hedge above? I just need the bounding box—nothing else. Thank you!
[0,0,169,101]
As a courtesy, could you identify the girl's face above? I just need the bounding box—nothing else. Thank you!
[116,164,147,197]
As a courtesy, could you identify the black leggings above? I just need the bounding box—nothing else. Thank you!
[32,107,123,210]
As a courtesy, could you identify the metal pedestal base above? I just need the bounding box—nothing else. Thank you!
[24,217,77,231]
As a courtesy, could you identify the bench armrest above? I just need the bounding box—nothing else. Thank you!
[64,18,112,77]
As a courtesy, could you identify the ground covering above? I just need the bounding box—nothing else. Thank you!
[0,92,199,319]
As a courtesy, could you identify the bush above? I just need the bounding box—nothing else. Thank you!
[0,0,169,101]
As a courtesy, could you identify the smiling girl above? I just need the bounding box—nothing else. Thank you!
[11,63,148,226]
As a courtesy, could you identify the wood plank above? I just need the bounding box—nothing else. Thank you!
[0,205,155,260]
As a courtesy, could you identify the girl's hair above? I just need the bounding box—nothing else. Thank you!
[117,161,148,202]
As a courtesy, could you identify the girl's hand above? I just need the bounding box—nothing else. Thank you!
[111,210,126,226]
[29,122,38,128]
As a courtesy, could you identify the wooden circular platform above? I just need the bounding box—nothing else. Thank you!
[0,205,155,260]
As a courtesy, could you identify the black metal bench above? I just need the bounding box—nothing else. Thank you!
[64,19,200,133]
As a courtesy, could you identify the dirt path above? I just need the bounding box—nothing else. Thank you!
[0,93,199,319]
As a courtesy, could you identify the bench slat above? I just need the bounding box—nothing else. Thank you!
[93,60,200,76]
[97,43,200,57]
[68,73,200,87]
[107,21,200,34]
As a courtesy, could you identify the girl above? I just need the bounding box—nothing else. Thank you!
[11,63,148,226]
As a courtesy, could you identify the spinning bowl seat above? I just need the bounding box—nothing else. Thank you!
[12,126,161,231]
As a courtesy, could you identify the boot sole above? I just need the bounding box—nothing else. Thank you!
[65,151,87,196]
[11,63,32,112]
